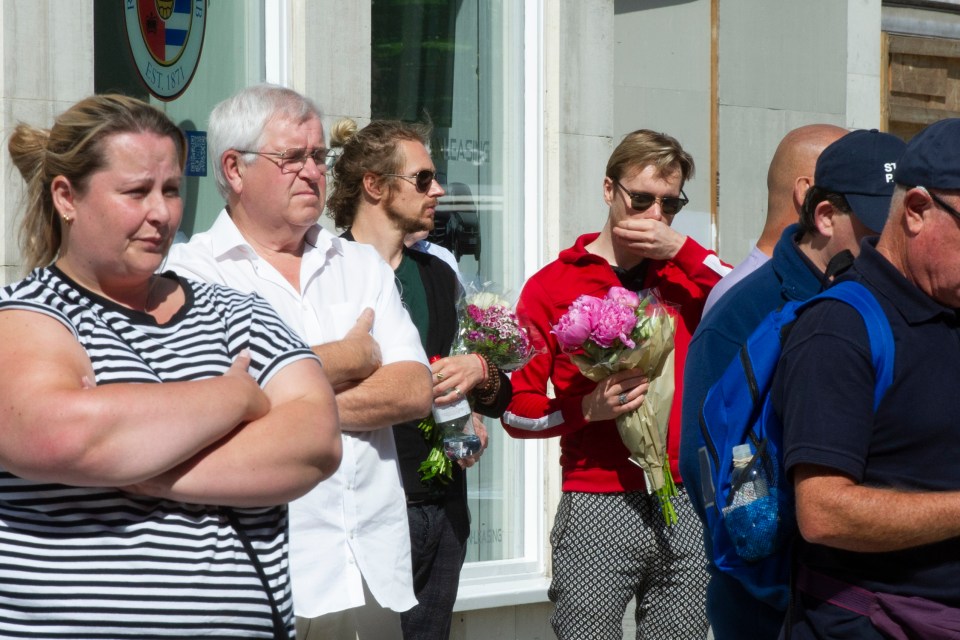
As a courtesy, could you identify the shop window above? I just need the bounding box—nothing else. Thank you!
[371,0,544,600]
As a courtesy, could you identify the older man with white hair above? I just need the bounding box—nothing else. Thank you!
[167,84,432,640]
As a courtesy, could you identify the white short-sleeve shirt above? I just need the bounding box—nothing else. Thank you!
[167,209,427,617]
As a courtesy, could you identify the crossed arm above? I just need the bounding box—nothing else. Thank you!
[312,308,433,431]
[0,310,341,507]
[323,360,432,431]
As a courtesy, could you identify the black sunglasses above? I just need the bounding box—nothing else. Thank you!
[614,180,689,216]
[383,169,440,193]
[918,186,960,223]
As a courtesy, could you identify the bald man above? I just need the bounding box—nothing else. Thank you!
[701,124,847,318]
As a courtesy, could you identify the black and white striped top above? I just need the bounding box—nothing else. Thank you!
[0,267,317,639]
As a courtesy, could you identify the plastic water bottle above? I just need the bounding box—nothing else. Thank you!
[723,443,781,561]
[430,356,482,460]
[728,443,769,507]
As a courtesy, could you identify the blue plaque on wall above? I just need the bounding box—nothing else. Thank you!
[185,130,207,177]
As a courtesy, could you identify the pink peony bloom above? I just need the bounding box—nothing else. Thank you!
[606,286,640,309]
[552,294,601,350]
[590,297,638,349]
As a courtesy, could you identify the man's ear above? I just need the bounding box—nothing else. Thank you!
[602,177,615,207]
[50,175,77,219]
[811,200,838,238]
[363,172,385,202]
[222,150,244,194]
[794,176,813,211]
[902,187,930,234]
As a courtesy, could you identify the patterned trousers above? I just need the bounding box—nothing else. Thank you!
[548,487,710,640]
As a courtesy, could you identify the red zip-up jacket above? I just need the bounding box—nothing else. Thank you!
[502,232,729,492]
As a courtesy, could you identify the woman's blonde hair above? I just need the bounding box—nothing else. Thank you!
[8,94,186,271]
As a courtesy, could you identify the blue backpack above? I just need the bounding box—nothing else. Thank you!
[697,280,894,611]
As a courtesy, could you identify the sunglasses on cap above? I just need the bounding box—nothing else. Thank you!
[614,180,689,216]
[382,169,441,193]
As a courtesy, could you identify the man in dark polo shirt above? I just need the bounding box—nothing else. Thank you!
[772,118,960,639]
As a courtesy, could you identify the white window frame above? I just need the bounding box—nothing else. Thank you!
[455,0,549,610]
[264,0,287,85]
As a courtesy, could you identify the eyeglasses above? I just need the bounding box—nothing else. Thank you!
[614,180,689,216]
[918,186,960,223]
[382,170,440,193]
[235,147,333,174]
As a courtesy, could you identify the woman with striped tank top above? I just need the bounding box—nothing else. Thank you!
[0,94,341,639]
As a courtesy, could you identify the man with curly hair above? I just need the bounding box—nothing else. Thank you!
[326,117,511,640]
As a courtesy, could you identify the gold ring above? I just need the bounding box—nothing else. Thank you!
[436,372,445,381]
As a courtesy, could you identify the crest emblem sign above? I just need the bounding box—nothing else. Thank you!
[124,0,207,101]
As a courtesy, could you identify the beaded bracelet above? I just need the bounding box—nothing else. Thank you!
[474,355,501,404]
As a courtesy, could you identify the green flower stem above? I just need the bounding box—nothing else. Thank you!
[656,456,679,526]
[416,416,453,484]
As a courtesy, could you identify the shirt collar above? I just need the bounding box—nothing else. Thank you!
[770,224,827,302]
[207,208,256,259]
[206,207,345,263]
[559,233,604,265]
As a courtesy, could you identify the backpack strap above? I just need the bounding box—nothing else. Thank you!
[798,281,894,410]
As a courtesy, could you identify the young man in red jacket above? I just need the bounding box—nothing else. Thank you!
[503,129,729,639]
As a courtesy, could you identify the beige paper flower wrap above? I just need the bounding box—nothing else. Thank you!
[554,288,679,524]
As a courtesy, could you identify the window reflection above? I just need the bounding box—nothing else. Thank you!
[372,0,527,565]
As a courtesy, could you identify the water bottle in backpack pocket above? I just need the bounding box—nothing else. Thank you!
[697,281,895,611]
[722,441,784,562]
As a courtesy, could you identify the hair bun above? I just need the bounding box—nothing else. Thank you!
[8,124,50,182]
[329,118,358,148]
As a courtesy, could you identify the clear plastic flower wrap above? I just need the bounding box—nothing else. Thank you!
[552,287,679,525]
[418,282,541,484]
[451,283,540,371]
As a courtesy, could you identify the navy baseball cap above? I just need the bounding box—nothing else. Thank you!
[815,129,906,233]
[894,118,960,190]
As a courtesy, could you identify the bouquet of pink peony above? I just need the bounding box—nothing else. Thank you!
[552,287,679,524]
